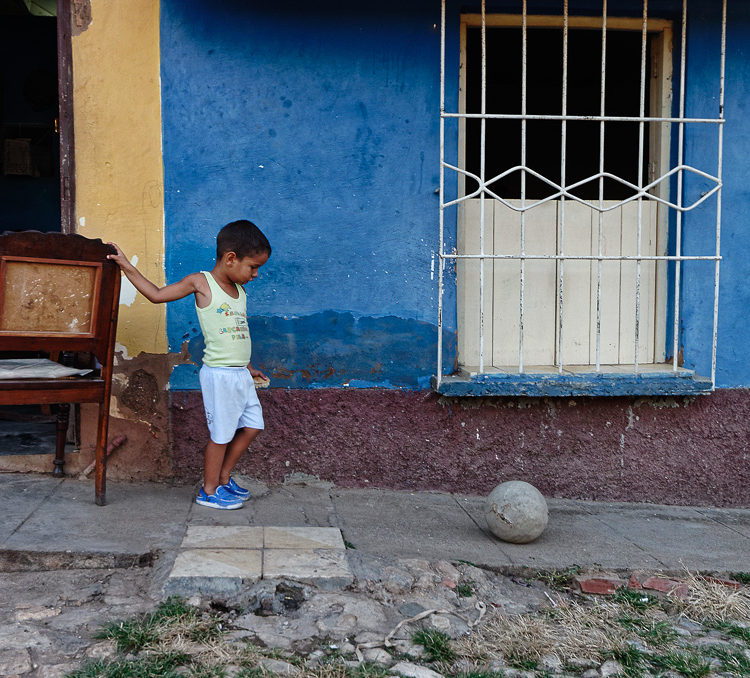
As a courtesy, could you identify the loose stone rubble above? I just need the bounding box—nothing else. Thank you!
[0,552,747,677]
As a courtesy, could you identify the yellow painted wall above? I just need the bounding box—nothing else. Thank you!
[71,0,166,356]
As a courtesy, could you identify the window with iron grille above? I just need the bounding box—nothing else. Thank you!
[435,1,726,397]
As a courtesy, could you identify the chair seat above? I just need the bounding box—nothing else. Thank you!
[0,377,105,404]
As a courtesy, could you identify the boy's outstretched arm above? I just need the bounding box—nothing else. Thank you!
[107,243,204,304]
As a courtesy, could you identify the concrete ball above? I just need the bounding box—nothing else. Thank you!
[485,480,548,544]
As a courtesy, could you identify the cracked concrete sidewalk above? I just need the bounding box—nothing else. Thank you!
[1,472,748,576]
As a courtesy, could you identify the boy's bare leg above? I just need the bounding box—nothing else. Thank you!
[219,427,261,486]
[203,440,229,495]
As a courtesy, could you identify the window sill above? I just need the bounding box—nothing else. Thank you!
[432,365,713,397]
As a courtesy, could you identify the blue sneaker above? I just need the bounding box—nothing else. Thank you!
[195,486,244,510]
[221,477,250,500]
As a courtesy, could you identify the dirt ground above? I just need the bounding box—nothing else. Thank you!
[1,557,748,678]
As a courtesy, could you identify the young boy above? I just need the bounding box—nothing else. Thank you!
[107,220,271,510]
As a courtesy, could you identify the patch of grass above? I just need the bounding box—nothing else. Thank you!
[347,663,393,678]
[507,657,537,671]
[701,645,750,676]
[454,600,617,667]
[455,581,476,597]
[705,619,750,644]
[95,597,194,652]
[301,662,392,678]
[674,570,750,623]
[94,596,223,655]
[533,566,582,591]
[71,600,272,678]
[617,616,677,646]
[152,596,195,621]
[191,663,226,678]
[452,673,506,678]
[261,648,305,667]
[610,586,659,611]
[730,571,750,586]
[94,618,160,654]
[604,645,650,676]
[236,669,265,678]
[343,540,357,550]
[648,650,712,678]
[65,660,108,678]
[412,629,456,663]
[65,652,190,678]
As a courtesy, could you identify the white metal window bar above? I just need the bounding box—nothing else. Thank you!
[436,0,727,391]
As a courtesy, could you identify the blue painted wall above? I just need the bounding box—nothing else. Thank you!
[161,0,750,390]
[680,0,750,387]
[161,0,456,389]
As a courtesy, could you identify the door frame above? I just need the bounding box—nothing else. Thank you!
[56,0,75,234]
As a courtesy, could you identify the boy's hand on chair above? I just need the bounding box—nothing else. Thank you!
[106,243,130,269]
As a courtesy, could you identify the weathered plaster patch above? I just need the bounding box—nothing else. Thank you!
[120,369,160,416]
[114,342,131,361]
[170,311,455,390]
[71,0,92,36]
[633,395,697,409]
[119,255,138,306]
[101,350,194,480]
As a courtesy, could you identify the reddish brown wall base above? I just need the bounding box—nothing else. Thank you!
[169,388,750,508]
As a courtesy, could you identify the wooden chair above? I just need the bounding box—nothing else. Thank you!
[0,231,120,505]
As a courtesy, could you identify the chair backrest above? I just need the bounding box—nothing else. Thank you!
[0,231,120,366]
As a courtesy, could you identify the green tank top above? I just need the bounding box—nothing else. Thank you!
[195,271,252,367]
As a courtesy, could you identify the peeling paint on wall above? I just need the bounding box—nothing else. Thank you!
[120,369,160,416]
[71,0,92,36]
[169,311,455,390]
[114,342,131,361]
[118,255,139,306]
[103,349,194,479]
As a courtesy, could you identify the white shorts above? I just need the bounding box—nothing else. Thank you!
[199,365,264,444]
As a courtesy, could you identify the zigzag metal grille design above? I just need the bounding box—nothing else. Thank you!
[435,0,727,390]
[442,162,722,214]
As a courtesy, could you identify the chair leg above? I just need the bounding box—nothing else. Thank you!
[53,403,70,477]
[94,400,110,506]
[74,403,81,449]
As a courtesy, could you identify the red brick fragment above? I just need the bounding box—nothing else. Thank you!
[628,575,643,590]
[642,576,681,592]
[642,577,689,599]
[575,576,627,595]
[710,577,741,589]
[670,583,689,599]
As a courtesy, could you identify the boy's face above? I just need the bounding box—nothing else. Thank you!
[226,251,269,285]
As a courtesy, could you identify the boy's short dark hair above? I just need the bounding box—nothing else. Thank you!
[217,220,272,259]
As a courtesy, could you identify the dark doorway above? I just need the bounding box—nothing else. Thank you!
[0,0,75,462]
[0,0,61,232]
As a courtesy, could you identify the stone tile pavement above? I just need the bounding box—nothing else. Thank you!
[165,525,354,596]
[1,473,748,585]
